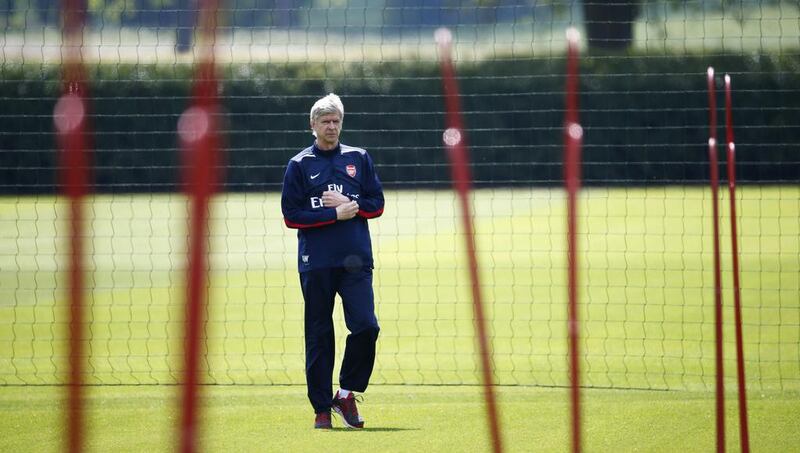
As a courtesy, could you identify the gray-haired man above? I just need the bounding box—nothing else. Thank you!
[281,93,385,429]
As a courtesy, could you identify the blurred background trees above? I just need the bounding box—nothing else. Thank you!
[0,1,793,51]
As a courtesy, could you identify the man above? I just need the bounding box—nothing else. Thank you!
[281,93,384,429]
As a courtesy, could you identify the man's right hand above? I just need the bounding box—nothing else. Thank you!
[335,200,359,220]
[322,190,350,208]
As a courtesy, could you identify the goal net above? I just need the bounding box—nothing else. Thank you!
[1,1,798,392]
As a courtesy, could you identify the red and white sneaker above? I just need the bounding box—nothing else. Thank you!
[314,411,332,429]
[331,391,364,429]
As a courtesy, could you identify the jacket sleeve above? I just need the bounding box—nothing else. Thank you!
[281,160,337,229]
[356,151,385,219]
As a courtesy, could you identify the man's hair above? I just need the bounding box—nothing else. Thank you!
[309,93,344,124]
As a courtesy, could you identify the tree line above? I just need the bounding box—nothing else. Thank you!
[2,1,787,51]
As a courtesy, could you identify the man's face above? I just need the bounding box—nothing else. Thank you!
[311,113,342,149]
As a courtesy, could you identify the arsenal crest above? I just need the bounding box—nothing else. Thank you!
[346,164,357,178]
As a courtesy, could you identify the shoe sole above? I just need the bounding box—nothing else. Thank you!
[332,406,364,429]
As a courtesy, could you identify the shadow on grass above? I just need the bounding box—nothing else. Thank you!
[326,427,419,432]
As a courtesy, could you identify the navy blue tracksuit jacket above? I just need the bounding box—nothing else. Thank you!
[281,143,384,272]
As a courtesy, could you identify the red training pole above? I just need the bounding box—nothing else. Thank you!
[56,91,88,453]
[178,1,221,452]
[724,74,750,453]
[56,0,90,451]
[707,67,725,453]
[564,27,583,453]
[435,27,503,453]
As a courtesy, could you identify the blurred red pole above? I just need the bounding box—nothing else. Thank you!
[435,27,503,453]
[564,28,583,453]
[179,1,221,452]
[57,0,89,452]
[706,67,725,453]
[724,74,750,453]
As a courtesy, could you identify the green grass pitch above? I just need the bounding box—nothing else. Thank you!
[0,186,798,451]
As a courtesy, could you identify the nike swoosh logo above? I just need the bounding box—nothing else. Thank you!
[310,173,320,180]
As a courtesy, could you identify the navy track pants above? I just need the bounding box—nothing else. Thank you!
[300,266,380,414]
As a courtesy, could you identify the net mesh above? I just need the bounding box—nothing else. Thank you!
[1,1,799,391]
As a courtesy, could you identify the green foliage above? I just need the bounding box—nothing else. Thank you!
[0,0,55,28]
[89,0,134,23]
[1,53,798,194]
